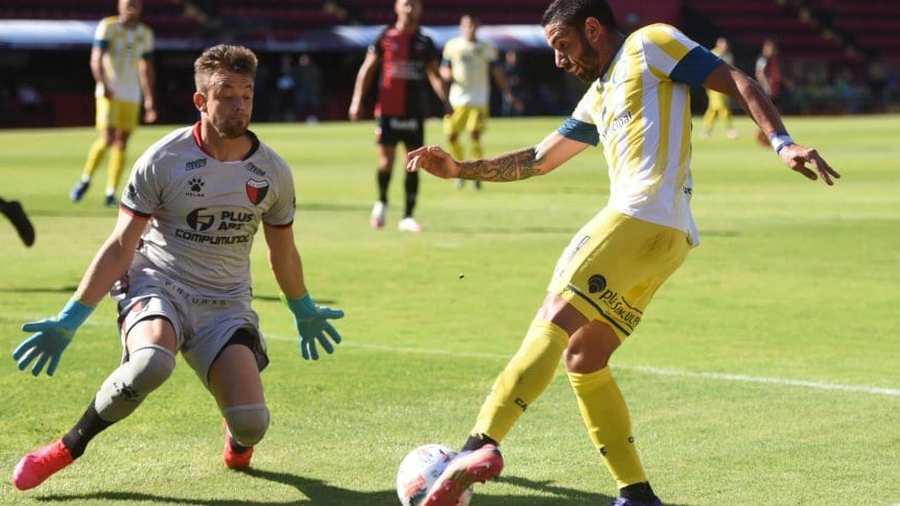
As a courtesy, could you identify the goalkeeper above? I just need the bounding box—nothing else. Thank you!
[11,44,344,491]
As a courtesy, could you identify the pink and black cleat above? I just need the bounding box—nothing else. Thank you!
[421,444,504,506]
[223,424,254,470]
[12,439,74,491]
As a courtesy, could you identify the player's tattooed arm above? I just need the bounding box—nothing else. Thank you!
[457,131,587,181]
[458,147,542,182]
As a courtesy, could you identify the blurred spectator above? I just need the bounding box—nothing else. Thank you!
[16,83,44,116]
[501,51,527,116]
[866,58,889,111]
[294,54,323,123]
[756,39,783,103]
[755,39,783,146]
[833,67,864,114]
[323,0,366,25]
[171,0,220,37]
[171,0,259,42]
[275,54,298,121]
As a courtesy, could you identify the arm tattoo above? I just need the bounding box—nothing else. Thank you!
[458,147,540,182]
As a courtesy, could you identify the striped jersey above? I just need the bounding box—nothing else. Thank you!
[93,16,154,103]
[120,124,296,298]
[559,24,722,246]
[442,37,499,108]
[370,27,439,118]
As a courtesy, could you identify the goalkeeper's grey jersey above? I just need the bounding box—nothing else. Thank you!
[120,124,295,298]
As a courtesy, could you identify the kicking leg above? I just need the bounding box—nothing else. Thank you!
[12,316,176,491]
[208,328,269,470]
[424,295,581,505]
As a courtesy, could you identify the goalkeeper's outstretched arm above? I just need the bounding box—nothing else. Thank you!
[73,209,148,305]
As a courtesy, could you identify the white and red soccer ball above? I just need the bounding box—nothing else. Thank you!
[396,444,473,506]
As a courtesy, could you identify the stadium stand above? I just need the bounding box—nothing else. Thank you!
[0,0,898,127]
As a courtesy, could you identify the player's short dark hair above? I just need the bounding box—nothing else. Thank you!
[541,0,617,31]
[194,44,258,92]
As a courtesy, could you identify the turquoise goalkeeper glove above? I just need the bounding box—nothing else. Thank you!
[13,299,94,377]
[285,294,344,361]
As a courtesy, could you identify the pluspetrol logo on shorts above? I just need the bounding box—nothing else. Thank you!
[588,274,607,293]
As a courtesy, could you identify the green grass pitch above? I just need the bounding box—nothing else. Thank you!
[0,115,898,505]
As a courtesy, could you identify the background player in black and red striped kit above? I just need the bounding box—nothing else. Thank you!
[349,0,450,232]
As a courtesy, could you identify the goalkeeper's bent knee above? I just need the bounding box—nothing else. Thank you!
[473,319,569,442]
[224,404,270,447]
[94,345,175,422]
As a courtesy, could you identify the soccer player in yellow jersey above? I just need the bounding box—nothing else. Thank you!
[441,14,521,190]
[702,37,737,139]
[71,0,157,207]
[406,1,840,504]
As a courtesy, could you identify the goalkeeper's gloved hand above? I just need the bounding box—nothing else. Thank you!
[285,294,344,361]
[13,299,94,377]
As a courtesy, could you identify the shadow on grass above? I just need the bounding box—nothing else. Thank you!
[440,226,575,235]
[0,287,335,306]
[34,468,677,505]
[252,294,336,305]
[0,285,78,294]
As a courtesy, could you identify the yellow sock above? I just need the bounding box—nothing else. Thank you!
[106,147,126,195]
[472,319,568,442]
[568,368,647,488]
[702,108,715,133]
[448,137,464,161]
[471,137,484,159]
[82,138,109,180]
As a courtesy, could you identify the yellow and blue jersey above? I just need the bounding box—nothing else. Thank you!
[94,16,154,104]
[442,37,499,108]
[559,24,722,246]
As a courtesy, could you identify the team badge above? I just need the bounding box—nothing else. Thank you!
[246,178,269,205]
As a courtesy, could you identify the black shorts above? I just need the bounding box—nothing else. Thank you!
[376,116,424,149]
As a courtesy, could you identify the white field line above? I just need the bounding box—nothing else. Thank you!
[269,334,900,398]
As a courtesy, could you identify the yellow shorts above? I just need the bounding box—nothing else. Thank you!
[96,97,140,132]
[706,90,730,110]
[443,105,488,135]
[547,208,690,341]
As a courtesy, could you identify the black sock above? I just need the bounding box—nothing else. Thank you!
[377,170,391,203]
[619,482,657,502]
[403,171,419,218]
[461,433,498,452]
[229,437,252,454]
[61,401,114,459]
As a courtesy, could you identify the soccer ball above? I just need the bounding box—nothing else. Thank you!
[396,444,473,506]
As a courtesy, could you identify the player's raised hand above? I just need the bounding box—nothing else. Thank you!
[285,294,344,361]
[406,145,461,179]
[13,300,94,377]
[780,144,841,186]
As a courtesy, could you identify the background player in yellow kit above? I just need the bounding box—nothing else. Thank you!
[701,37,737,139]
[407,1,839,504]
[441,14,522,190]
[71,0,157,207]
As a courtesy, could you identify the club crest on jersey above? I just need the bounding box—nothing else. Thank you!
[246,178,269,205]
